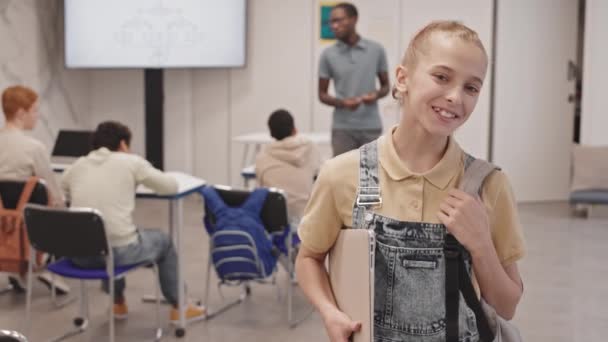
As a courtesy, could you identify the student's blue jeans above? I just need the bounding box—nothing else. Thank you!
[73,229,179,306]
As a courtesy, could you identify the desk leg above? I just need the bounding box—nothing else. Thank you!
[249,144,261,167]
[170,199,186,336]
[241,144,250,170]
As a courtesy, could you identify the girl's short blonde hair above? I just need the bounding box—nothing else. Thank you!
[392,21,487,99]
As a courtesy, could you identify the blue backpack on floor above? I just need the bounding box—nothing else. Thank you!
[200,187,278,281]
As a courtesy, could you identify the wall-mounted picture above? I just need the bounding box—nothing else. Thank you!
[320,3,336,41]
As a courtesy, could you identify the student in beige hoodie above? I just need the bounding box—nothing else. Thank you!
[255,109,321,222]
[62,121,204,322]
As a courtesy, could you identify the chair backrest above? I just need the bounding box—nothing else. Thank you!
[23,204,109,258]
[207,186,289,233]
[0,180,48,209]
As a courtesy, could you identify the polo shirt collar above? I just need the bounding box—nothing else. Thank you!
[379,126,462,190]
[336,37,367,50]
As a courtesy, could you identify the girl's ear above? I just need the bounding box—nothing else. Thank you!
[394,65,408,95]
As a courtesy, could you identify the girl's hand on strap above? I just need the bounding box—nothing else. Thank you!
[437,188,493,256]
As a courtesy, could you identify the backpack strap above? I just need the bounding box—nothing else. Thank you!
[200,186,229,214]
[458,154,499,196]
[240,188,269,216]
[0,177,39,210]
[445,154,498,342]
[16,177,39,211]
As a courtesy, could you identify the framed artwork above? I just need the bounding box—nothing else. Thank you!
[320,3,336,41]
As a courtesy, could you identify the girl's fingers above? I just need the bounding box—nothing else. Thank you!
[443,195,462,208]
[439,202,455,216]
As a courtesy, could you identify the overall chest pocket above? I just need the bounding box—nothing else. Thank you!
[373,240,479,341]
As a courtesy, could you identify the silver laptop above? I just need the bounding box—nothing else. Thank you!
[328,228,375,342]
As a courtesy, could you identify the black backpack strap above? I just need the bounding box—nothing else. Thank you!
[459,255,495,341]
[445,236,495,342]
[444,234,461,342]
[445,153,498,342]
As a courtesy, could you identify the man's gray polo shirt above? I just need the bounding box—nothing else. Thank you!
[319,38,388,130]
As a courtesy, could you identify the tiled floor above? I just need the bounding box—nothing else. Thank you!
[1,198,606,341]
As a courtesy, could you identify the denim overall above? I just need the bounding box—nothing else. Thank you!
[352,140,487,342]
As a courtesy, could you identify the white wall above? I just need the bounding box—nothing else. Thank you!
[88,70,145,155]
[493,0,577,202]
[581,0,608,146]
[0,0,89,147]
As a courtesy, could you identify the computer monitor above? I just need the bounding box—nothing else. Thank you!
[52,130,93,157]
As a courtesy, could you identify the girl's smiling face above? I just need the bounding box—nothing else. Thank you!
[397,32,488,137]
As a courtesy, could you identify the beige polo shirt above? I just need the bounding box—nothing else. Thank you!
[298,128,525,266]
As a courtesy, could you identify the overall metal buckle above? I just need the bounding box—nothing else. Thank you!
[356,187,382,208]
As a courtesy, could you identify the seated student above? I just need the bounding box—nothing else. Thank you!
[255,109,321,223]
[0,85,64,206]
[0,85,69,294]
[61,121,204,321]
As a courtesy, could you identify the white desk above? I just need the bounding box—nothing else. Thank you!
[232,132,330,169]
[54,165,204,336]
[137,171,206,336]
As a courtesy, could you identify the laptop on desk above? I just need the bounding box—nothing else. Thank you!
[51,130,93,171]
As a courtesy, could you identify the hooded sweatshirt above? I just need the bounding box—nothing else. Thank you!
[61,147,177,247]
[255,135,321,221]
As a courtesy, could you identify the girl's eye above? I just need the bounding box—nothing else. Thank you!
[465,85,480,94]
[434,74,448,82]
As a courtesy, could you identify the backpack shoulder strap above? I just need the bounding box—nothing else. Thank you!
[241,188,269,216]
[458,153,499,196]
[446,154,500,342]
[16,177,39,211]
[200,186,229,213]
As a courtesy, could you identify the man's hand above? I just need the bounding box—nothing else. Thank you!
[437,189,493,255]
[360,91,378,104]
[341,97,362,110]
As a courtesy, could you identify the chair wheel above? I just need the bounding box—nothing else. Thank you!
[73,317,85,327]
[175,328,185,338]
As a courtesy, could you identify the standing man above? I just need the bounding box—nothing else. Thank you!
[319,2,390,156]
